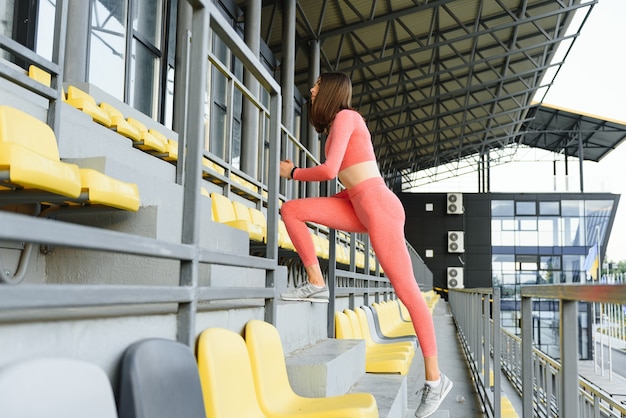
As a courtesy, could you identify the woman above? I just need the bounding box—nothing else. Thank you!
[279,72,452,418]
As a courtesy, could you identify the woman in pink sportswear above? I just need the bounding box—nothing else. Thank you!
[278,72,452,418]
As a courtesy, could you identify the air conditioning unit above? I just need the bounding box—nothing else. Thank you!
[447,193,464,214]
[447,231,464,253]
[447,267,464,289]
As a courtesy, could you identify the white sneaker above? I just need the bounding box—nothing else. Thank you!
[415,373,453,418]
[280,283,329,303]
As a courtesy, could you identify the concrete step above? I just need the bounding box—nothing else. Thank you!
[352,373,407,418]
[285,338,366,397]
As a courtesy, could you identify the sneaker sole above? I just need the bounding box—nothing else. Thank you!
[281,296,329,303]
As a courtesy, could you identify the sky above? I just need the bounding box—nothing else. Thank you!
[542,0,626,261]
[412,0,626,261]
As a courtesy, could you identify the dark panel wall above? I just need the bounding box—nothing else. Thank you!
[400,193,492,289]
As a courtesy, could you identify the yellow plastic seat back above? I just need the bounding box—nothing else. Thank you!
[66,85,112,127]
[210,193,236,223]
[335,311,355,339]
[245,319,379,418]
[0,105,82,197]
[196,327,266,418]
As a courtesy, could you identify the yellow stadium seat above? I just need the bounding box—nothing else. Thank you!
[244,320,379,417]
[277,220,295,251]
[232,200,264,242]
[344,309,413,375]
[354,307,415,355]
[335,310,412,375]
[202,157,226,183]
[28,65,51,87]
[210,193,264,242]
[98,102,141,141]
[312,233,329,259]
[372,302,416,338]
[164,139,178,162]
[65,85,112,127]
[125,118,168,153]
[78,169,140,211]
[249,207,267,241]
[196,328,267,418]
[0,106,140,211]
[230,172,259,195]
[0,106,81,197]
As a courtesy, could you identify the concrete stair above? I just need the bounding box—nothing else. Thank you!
[285,336,410,418]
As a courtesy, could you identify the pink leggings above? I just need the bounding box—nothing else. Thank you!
[280,177,437,357]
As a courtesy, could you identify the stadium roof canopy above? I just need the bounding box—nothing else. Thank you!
[247,0,626,187]
[519,103,626,163]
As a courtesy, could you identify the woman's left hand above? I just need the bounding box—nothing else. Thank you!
[280,160,295,179]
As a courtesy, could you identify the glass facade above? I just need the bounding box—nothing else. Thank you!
[492,196,614,358]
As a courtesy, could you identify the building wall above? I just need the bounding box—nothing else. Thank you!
[400,192,492,290]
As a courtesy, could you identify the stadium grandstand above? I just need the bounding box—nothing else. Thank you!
[1,1,625,417]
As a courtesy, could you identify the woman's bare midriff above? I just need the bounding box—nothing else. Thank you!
[338,161,382,189]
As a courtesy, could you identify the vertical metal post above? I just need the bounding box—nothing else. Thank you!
[307,40,320,197]
[327,180,337,337]
[50,0,67,135]
[521,295,533,418]
[241,0,261,177]
[561,299,579,418]
[177,0,210,346]
[265,86,282,326]
[493,288,502,418]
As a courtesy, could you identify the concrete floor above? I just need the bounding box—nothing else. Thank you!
[404,301,486,418]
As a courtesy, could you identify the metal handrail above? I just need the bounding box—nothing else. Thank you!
[452,284,626,418]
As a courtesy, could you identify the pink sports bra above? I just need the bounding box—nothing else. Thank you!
[292,109,376,182]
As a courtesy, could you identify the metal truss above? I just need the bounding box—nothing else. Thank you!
[254,0,598,185]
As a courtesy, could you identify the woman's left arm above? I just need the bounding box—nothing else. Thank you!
[288,110,356,182]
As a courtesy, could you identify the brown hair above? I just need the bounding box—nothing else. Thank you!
[308,72,353,133]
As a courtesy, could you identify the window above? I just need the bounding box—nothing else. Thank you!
[515,201,536,215]
[88,0,176,125]
[539,201,560,215]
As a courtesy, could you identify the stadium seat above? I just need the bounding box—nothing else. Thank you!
[0,105,82,197]
[244,319,379,417]
[79,169,140,211]
[0,358,118,418]
[28,64,51,87]
[360,305,417,346]
[232,200,264,241]
[0,105,140,211]
[196,327,267,417]
[230,172,259,195]
[117,338,206,418]
[163,139,178,162]
[344,308,414,359]
[372,301,416,338]
[210,193,264,241]
[249,206,268,240]
[65,85,112,127]
[202,157,226,184]
[277,219,295,250]
[335,310,412,375]
[99,102,141,141]
[125,118,168,153]
[353,307,416,354]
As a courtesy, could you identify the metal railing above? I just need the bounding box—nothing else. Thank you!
[449,287,502,418]
[450,284,626,418]
[0,0,404,344]
[521,285,626,418]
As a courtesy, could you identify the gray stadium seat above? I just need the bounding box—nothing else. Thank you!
[117,338,206,418]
